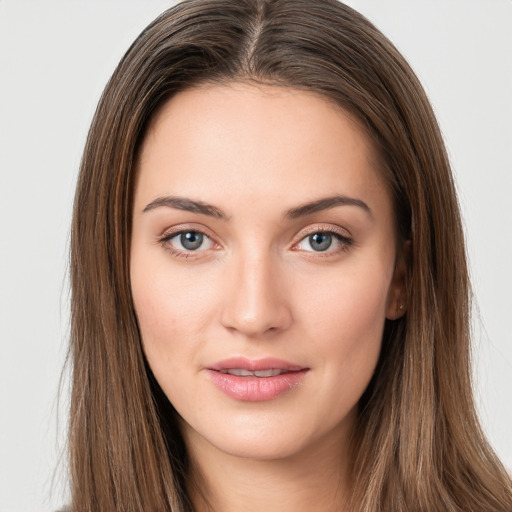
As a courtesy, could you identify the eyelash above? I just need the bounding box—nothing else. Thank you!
[158,227,218,259]
[292,226,353,257]
[158,225,354,259]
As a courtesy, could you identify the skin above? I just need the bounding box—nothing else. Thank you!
[130,83,406,512]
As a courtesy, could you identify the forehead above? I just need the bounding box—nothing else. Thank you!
[135,83,391,219]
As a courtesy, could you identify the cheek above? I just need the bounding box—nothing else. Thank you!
[294,262,390,386]
[130,262,225,420]
[130,273,209,409]
[130,256,216,364]
[297,263,390,336]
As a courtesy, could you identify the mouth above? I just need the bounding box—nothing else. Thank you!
[206,357,309,401]
[207,356,307,373]
[218,368,291,377]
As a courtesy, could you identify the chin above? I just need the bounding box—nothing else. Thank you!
[203,429,314,461]
[179,406,352,464]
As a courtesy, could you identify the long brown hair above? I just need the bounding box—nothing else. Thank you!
[69,1,512,510]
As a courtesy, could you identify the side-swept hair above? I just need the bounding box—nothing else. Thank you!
[69,1,512,510]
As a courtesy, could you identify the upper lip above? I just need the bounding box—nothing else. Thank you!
[207,357,307,372]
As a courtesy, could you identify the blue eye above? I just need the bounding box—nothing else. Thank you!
[295,230,352,253]
[179,231,204,250]
[163,230,215,253]
[308,232,333,252]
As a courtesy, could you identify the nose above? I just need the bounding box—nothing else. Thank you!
[220,250,293,338]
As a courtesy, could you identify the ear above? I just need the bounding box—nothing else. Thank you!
[385,240,410,320]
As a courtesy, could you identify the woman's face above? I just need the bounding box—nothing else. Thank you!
[131,83,405,461]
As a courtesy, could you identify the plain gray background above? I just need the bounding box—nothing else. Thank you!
[0,1,511,510]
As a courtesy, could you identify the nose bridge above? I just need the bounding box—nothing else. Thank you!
[220,243,292,337]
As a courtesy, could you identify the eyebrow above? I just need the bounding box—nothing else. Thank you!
[142,194,372,220]
[143,196,228,219]
[285,194,372,219]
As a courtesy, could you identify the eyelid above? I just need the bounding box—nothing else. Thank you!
[159,223,220,243]
[295,223,351,239]
[157,223,222,257]
[290,224,354,254]
[291,224,352,245]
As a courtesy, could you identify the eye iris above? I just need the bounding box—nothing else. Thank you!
[309,232,332,251]
[180,231,203,250]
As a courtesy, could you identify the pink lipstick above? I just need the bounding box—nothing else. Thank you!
[205,357,309,401]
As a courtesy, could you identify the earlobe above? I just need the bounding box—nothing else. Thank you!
[385,240,410,320]
[385,292,407,321]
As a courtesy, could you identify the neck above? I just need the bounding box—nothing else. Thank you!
[184,422,354,512]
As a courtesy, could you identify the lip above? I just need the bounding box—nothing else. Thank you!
[205,357,309,402]
[207,357,306,372]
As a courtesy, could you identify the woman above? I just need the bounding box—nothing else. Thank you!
[68,0,512,510]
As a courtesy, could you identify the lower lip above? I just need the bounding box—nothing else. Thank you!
[206,369,309,402]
